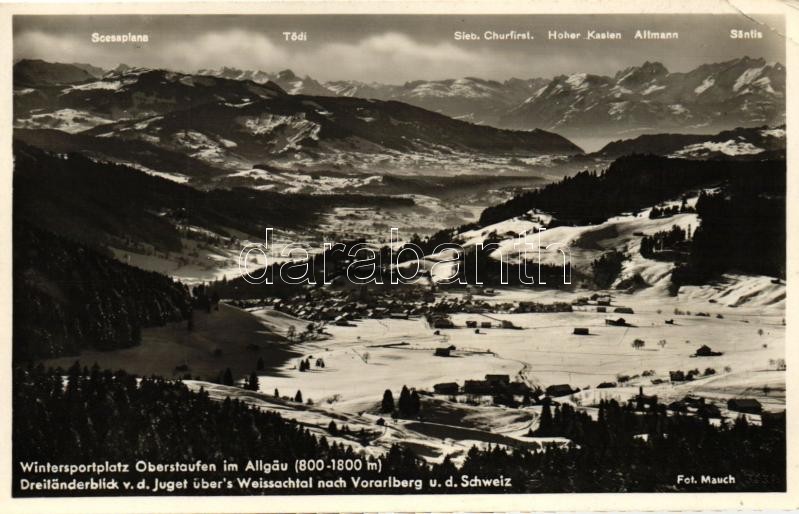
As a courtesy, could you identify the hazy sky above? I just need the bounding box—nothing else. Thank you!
[14,14,785,83]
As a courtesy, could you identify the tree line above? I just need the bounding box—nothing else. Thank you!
[671,184,785,292]
[14,365,785,495]
[479,155,784,226]
[13,222,191,362]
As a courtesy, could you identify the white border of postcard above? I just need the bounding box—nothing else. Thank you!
[0,0,796,512]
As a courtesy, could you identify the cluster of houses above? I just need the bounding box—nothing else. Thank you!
[512,301,574,314]
[432,375,576,400]
[427,314,519,331]
[428,313,454,329]
[433,374,530,396]
[571,294,635,315]
[429,378,775,422]
[669,395,766,417]
[272,288,555,326]
[627,387,768,420]
[465,285,498,296]
[465,318,518,329]
[272,288,435,324]
[237,285,588,331]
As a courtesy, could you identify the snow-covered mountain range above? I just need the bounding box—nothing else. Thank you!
[196,57,784,139]
[13,60,582,177]
[12,57,785,178]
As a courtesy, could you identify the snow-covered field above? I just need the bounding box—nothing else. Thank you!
[251,299,783,408]
[15,108,113,133]
[223,198,784,459]
[178,286,783,464]
[94,181,784,464]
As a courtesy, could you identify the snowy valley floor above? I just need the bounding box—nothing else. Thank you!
[195,282,785,466]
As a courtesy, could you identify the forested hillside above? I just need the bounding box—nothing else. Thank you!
[13,223,191,362]
[672,186,785,290]
[13,142,413,252]
[479,155,784,226]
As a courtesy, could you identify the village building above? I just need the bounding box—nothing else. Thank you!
[694,345,722,357]
[698,403,721,418]
[464,380,493,395]
[431,316,454,329]
[682,395,705,408]
[628,386,658,411]
[545,384,574,397]
[485,374,511,384]
[727,398,763,414]
[433,382,459,395]
[508,381,532,394]
[333,315,352,326]
[434,347,451,357]
[573,327,589,335]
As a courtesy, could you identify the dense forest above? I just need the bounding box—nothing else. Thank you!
[14,366,785,496]
[13,223,191,362]
[671,187,785,290]
[591,251,626,288]
[640,225,689,261]
[13,141,413,252]
[479,155,785,226]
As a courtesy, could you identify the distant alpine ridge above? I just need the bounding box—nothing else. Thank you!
[12,57,784,169]
[13,60,581,174]
[197,57,784,139]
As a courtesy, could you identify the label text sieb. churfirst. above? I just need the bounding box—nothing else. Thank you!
[455,30,534,41]
[91,32,150,43]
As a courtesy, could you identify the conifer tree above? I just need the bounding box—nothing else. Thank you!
[381,389,395,413]
[398,385,411,416]
[538,397,553,436]
[247,371,259,391]
[410,389,421,416]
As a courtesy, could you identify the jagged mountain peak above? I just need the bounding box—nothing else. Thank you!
[276,69,298,80]
[615,61,669,85]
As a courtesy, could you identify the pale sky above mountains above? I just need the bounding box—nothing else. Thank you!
[14,14,784,83]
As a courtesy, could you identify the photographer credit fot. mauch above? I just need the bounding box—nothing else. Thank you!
[7,5,791,510]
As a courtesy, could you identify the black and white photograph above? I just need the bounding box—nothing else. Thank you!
[5,3,793,510]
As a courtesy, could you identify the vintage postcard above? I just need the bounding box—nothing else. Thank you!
[0,0,796,512]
